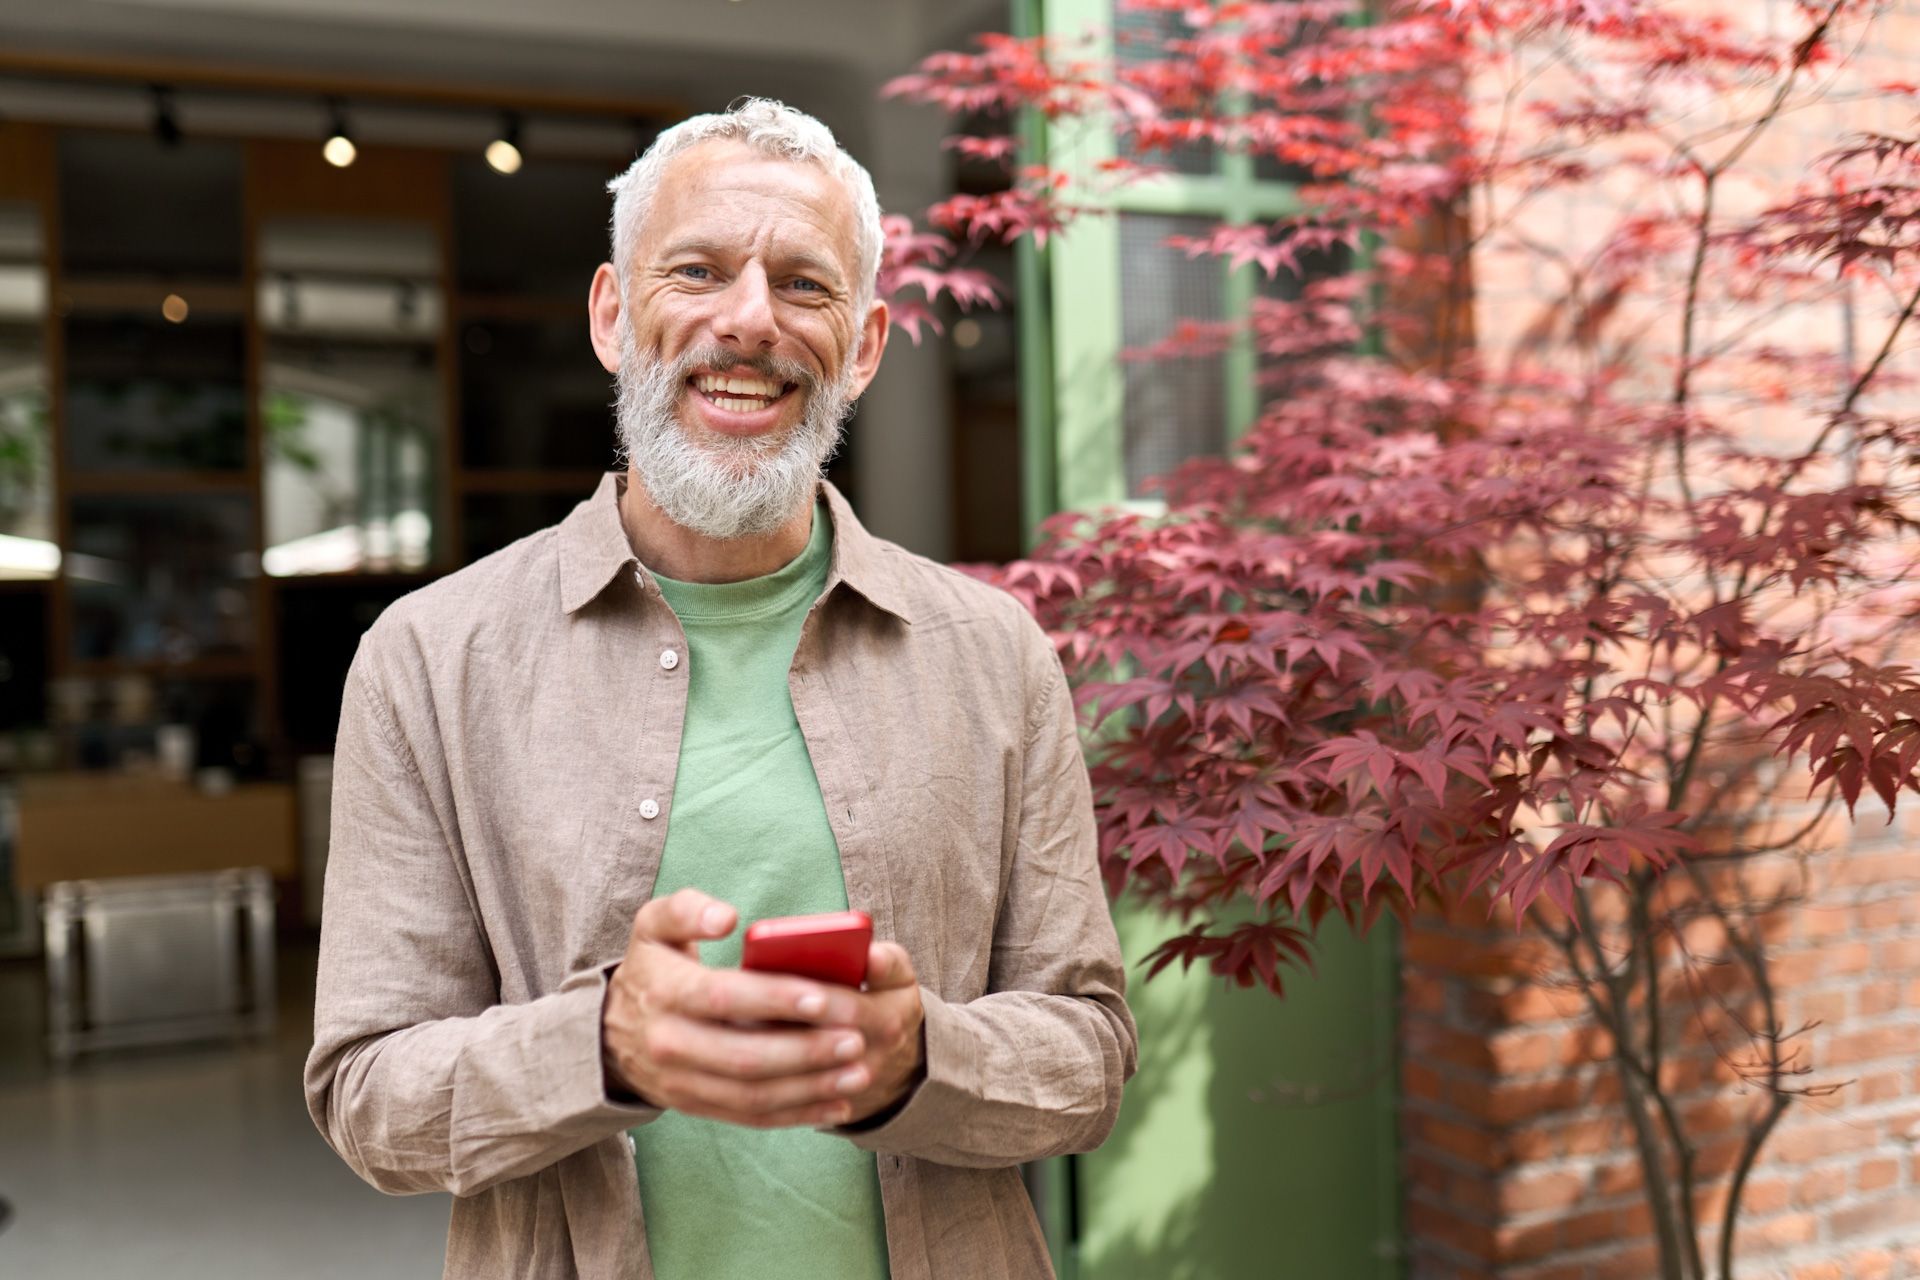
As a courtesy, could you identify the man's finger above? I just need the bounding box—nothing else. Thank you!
[632,888,737,947]
[670,964,862,1026]
[646,1013,866,1081]
[660,1060,871,1121]
[863,941,917,991]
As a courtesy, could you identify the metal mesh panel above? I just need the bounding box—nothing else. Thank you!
[1120,213,1226,495]
[1255,235,1355,405]
[1112,3,1214,176]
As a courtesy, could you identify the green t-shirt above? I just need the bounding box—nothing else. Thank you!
[631,503,890,1280]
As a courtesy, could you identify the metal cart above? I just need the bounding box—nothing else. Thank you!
[41,868,276,1064]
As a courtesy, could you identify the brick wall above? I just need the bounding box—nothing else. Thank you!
[1407,1,1920,1275]
[1402,820,1920,1277]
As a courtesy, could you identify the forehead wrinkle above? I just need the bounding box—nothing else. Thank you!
[645,151,861,286]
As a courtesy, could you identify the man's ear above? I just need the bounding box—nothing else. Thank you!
[588,263,624,375]
[847,298,890,398]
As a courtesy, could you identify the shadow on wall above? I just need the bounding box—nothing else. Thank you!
[1079,903,1400,1280]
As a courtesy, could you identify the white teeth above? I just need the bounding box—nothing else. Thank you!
[693,373,783,398]
[712,396,761,411]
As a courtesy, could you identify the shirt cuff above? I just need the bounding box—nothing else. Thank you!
[833,985,977,1156]
[444,963,662,1192]
[554,964,666,1129]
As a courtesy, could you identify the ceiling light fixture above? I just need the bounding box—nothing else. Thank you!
[322,97,357,168]
[149,85,182,148]
[484,112,523,175]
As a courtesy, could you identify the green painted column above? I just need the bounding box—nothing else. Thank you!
[1078,907,1402,1280]
[1011,2,1403,1276]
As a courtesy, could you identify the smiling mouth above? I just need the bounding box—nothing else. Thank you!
[688,371,798,414]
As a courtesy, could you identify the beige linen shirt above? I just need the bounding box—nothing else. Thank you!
[305,474,1137,1279]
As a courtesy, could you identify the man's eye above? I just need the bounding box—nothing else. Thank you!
[790,278,824,294]
[677,266,712,281]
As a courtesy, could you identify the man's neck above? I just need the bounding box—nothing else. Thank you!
[618,468,816,584]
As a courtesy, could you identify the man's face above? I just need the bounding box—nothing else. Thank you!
[626,139,874,434]
[592,139,887,539]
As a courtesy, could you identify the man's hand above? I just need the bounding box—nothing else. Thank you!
[602,889,875,1129]
[834,941,927,1125]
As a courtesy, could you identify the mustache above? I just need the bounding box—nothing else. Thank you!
[661,343,818,393]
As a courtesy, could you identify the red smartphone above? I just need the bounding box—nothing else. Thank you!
[741,910,872,987]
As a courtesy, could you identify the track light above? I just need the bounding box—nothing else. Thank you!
[322,97,357,168]
[485,112,523,175]
[150,85,182,148]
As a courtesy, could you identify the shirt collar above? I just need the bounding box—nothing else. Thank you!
[557,471,915,626]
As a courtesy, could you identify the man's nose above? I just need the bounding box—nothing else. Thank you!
[709,263,779,352]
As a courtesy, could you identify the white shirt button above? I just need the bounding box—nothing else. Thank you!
[659,648,679,671]
[639,798,660,820]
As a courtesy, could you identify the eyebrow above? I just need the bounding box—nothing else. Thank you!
[656,237,848,290]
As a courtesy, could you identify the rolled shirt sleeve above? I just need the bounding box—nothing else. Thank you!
[303,641,660,1199]
[840,627,1139,1168]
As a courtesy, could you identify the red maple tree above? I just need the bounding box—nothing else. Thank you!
[883,2,1920,1274]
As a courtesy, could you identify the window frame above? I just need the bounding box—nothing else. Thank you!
[1025,0,1309,521]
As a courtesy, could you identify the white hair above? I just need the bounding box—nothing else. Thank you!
[606,97,884,314]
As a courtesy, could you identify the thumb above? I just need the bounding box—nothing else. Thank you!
[864,941,917,991]
[633,888,736,948]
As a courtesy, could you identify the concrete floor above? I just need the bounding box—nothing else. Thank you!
[0,942,450,1278]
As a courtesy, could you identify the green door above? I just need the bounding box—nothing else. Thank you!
[1012,2,1402,1275]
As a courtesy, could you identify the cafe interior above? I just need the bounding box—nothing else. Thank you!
[0,1,1017,1270]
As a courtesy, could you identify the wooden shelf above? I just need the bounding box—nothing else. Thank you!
[59,279,249,317]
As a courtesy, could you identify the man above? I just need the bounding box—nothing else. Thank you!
[305,98,1136,1280]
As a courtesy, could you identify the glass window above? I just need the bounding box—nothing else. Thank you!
[0,199,54,576]
[1119,213,1226,495]
[59,132,243,282]
[65,310,249,472]
[274,581,412,751]
[461,491,580,563]
[1113,2,1214,177]
[460,316,617,470]
[258,217,442,575]
[0,588,49,731]
[67,494,255,663]
[453,155,621,296]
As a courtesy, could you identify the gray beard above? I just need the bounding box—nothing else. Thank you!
[614,324,857,541]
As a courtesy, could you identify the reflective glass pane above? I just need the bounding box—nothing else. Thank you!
[68,495,254,663]
[66,310,249,472]
[453,155,620,296]
[460,316,616,470]
[461,491,579,564]
[275,581,412,752]
[1120,213,1226,496]
[59,131,243,282]
[0,589,49,731]
[259,217,442,575]
[0,199,54,577]
[48,675,261,775]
